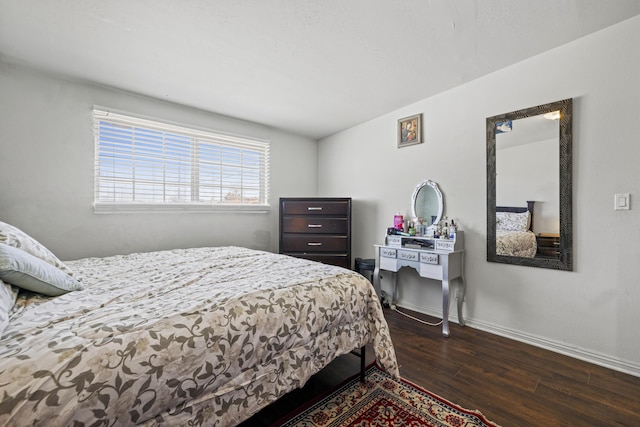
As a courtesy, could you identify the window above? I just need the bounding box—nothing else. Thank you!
[93,108,270,213]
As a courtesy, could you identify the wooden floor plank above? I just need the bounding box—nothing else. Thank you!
[241,308,640,426]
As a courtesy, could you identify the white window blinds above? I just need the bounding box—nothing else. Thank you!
[93,108,270,213]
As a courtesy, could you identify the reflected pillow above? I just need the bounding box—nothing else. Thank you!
[0,243,83,297]
[0,220,74,276]
[496,211,530,232]
[0,279,18,337]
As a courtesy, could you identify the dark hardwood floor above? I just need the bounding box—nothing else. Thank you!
[241,307,640,426]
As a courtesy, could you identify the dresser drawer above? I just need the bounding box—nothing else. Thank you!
[281,235,348,253]
[281,200,350,216]
[281,217,348,234]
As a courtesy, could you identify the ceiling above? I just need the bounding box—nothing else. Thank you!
[2,1,640,140]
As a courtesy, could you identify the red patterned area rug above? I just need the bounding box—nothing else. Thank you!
[274,363,500,427]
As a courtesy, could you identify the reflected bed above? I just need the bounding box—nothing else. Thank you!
[496,201,537,258]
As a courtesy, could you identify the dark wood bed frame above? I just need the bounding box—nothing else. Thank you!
[354,346,366,381]
[496,200,535,232]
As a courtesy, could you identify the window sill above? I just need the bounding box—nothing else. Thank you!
[94,203,270,214]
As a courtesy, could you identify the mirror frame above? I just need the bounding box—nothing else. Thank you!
[411,179,444,228]
[486,98,573,270]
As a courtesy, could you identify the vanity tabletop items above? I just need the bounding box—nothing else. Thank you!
[374,231,465,337]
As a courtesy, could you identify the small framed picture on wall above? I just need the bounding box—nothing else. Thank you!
[397,113,422,148]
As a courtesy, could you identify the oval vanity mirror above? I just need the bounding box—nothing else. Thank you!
[411,179,444,228]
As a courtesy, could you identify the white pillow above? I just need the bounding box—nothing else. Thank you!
[0,279,18,337]
[0,220,74,276]
[496,211,530,232]
[0,243,83,297]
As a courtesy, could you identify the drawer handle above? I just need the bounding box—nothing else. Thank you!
[307,242,323,246]
[308,224,323,228]
[307,207,323,211]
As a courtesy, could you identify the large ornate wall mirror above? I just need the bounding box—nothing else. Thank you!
[411,179,444,229]
[486,98,573,270]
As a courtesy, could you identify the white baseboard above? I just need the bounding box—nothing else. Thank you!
[395,302,640,378]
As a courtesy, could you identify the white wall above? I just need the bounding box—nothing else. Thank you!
[497,138,559,233]
[0,61,318,260]
[318,16,640,375]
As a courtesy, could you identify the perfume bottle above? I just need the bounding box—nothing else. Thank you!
[394,213,404,231]
[449,219,457,238]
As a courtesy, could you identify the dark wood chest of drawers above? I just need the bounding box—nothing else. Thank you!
[279,197,352,269]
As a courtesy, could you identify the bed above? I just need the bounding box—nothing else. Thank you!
[0,221,399,427]
[495,201,537,258]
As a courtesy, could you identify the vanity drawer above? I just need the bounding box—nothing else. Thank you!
[386,235,402,247]
[397,250,419,262]
[281,200,350,216]
[281,217,348,234]
[380,248,397,259]
[435,240,455,252]
[281,235,348,253]
[420,252,439,265]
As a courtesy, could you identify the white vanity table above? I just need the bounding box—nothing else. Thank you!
[373,179,465,337]
[373,232,465,337]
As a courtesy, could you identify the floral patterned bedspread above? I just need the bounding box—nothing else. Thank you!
[496,230,537,258]
[0,247,398,426]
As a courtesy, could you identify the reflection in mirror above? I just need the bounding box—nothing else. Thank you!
[497,115,559,236]
[411,179,443,228]
[487,98,572,271]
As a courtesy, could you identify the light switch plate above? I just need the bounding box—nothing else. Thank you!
[614,193,630,210]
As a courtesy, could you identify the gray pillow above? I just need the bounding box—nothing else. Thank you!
[0,243,83,297]
[0,220,74,276]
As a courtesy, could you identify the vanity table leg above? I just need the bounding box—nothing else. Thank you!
[391,272,398,307]
[456,278,466,326]
[442,279,450,337]
[456,259,466,327]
